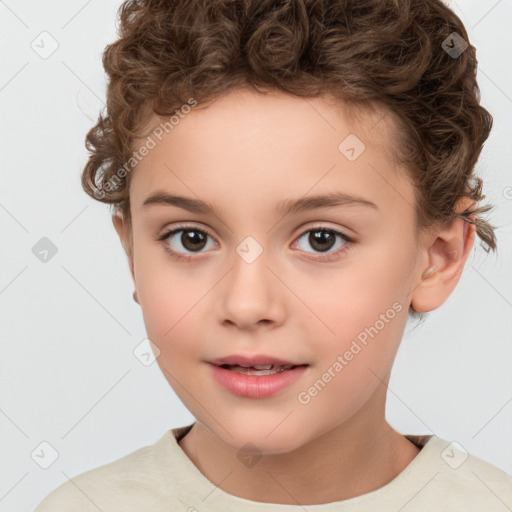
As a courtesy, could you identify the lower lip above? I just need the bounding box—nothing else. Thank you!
[208,364,308,399]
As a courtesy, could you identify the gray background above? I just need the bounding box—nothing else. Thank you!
[0,0,511,510]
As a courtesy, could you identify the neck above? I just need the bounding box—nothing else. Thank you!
[178,387,420,505]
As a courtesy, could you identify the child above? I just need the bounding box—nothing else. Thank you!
[34,0,511,509]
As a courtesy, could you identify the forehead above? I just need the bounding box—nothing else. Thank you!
[136,87,400,163]
[129,88,414,219]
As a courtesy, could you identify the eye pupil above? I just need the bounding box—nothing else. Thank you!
[182,230,207,251]
[310,230,335,252]
[164,226,347,260]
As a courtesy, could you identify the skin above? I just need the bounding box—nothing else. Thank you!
[112,87,475,505]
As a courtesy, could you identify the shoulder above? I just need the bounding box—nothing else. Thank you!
[32,431,177,512]
[410,435,512,508]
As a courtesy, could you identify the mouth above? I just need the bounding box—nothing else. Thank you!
[208,354,307,367]
[217,363,305,375]
[207,355,310,398]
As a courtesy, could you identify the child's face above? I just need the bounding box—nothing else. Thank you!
[120,88,428,453]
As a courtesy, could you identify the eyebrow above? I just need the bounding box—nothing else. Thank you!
[142,191,378,216]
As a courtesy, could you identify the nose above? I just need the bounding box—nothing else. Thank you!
[216,248,286,331]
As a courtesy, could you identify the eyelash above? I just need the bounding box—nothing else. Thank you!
[156,223,355,262]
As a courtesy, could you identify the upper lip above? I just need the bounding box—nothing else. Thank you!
[208,354,306,367]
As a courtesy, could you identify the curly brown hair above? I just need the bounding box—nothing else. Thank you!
[81,0,498,265]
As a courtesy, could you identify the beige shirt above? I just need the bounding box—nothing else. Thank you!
[33,423,512,511]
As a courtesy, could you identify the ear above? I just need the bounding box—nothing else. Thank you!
[411,198,476,313]
[112,212,136,284]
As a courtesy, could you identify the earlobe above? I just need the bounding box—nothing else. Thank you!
[411,200,476,313]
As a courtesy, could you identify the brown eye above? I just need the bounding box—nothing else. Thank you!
[158,225,217,257]
[307,230,337,252]
[178,229,208,252]
[294,227,352,260]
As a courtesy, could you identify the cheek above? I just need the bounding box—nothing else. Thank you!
[303,253,410,348]
[138,284,204,388]
[341,240,414,314]
[299,321,403,428]
[134,252,204,347]
[299,254,411,412]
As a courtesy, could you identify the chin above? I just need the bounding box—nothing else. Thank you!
[209,419,308,456]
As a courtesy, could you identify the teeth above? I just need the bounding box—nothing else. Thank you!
[227,364,295,375]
